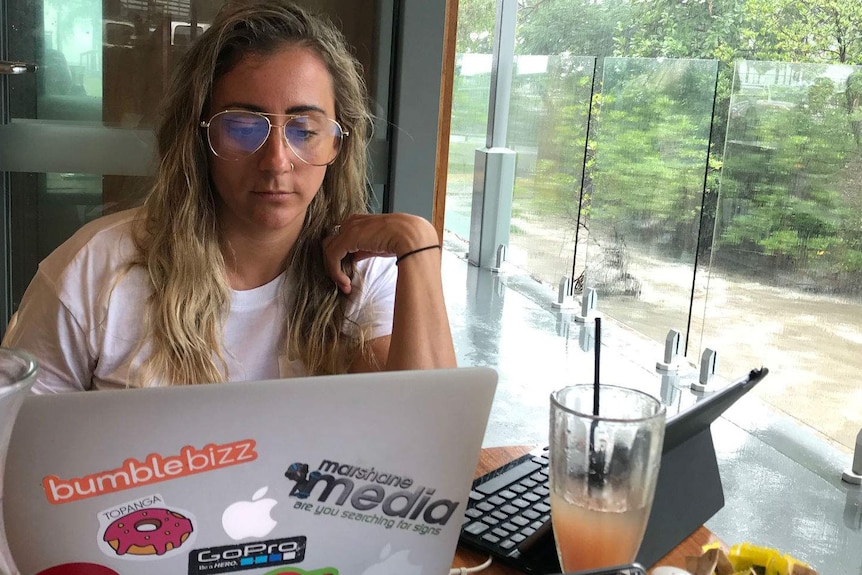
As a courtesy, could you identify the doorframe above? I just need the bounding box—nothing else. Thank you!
[432,0,458,242]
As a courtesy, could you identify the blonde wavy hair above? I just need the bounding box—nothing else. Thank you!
[132,0,372,384]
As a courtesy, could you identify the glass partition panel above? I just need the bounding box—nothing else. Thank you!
[584,57,718,353]
[505,55,595,286]
[8,172,150,308]
[443,0,496,242]
[445,52,493,241]
[3,0,389,323]
[701,60,862,451]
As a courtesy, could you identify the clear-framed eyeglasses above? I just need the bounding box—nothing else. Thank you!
[200,110,349,166]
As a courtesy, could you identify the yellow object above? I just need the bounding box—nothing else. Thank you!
[727,543,812,575]
[729,542,780,571]
[765,553,789,575]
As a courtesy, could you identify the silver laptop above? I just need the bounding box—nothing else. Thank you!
[2,367,497,575]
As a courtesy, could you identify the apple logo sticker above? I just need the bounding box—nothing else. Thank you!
[360,543,421,575]
[222,486,278,540]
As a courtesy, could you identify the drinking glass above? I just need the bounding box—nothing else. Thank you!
[0,347,38,575]
[549,384,665,571]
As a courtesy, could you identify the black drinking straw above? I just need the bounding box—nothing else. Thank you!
[588,317,603,490]
[593,317,601,416]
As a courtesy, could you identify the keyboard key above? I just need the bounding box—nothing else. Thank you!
[464,522,489,535]
[474,459,542,495]
[491,510,508,521]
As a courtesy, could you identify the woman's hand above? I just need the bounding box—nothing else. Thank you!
[322,213,439,294]
[321,212,456,372]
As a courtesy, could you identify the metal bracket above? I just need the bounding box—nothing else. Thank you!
[656,329,682,372]
[551,276,578,310]
[490,244,507,273]
[843,428,862,485]
[573,287,598,322]
[691,348,718,392]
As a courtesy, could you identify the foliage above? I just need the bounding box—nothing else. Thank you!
[450,0,862,293]
[718,72,862,282]
[588,59,717,259]
[455,0,497,53]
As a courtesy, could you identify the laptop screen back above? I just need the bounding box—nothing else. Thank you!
[3,367,497,575]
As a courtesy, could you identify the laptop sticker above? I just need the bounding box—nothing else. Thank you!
[222,486,278,540]
[187,535,308,574]
[97,494,197,560]
[42,439,258,504]
[34,563,120,575]
[283,459,458,535]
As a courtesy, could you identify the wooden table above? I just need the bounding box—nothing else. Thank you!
[452,446,720,574]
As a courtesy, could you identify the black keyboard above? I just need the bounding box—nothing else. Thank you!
[460,446,557,566]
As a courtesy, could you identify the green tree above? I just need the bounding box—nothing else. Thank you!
[456,0,497,53]
[742,0,862,64]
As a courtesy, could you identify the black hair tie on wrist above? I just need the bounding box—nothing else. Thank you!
[395,244,442,266]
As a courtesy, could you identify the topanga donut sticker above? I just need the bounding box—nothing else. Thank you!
[98,494,197,561]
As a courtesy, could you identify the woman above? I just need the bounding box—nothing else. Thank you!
[2,0,456,391]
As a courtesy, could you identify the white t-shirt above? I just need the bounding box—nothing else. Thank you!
[2,208,397,393]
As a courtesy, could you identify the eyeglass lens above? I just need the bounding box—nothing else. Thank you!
[208,111,343,165]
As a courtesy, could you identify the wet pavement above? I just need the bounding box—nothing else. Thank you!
[441,245,861,575]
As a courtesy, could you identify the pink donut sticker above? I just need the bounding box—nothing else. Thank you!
[97,494,197,561]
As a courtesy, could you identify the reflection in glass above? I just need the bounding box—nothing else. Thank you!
[8,172,149,310]
[584,57,718,352]
[5,0,386,316]
[703,61,862,450]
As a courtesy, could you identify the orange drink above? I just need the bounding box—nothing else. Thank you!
[549,384,665,572]
[550,490,650,570]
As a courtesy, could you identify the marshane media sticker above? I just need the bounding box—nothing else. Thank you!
[97,494,198,561]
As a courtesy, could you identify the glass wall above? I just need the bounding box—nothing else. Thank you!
[2,0,388,316]
[444,0,862,452]
[446,52,493,241]
[585,58,718,349]
[699,61,862,449]
[506,55,594,287]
